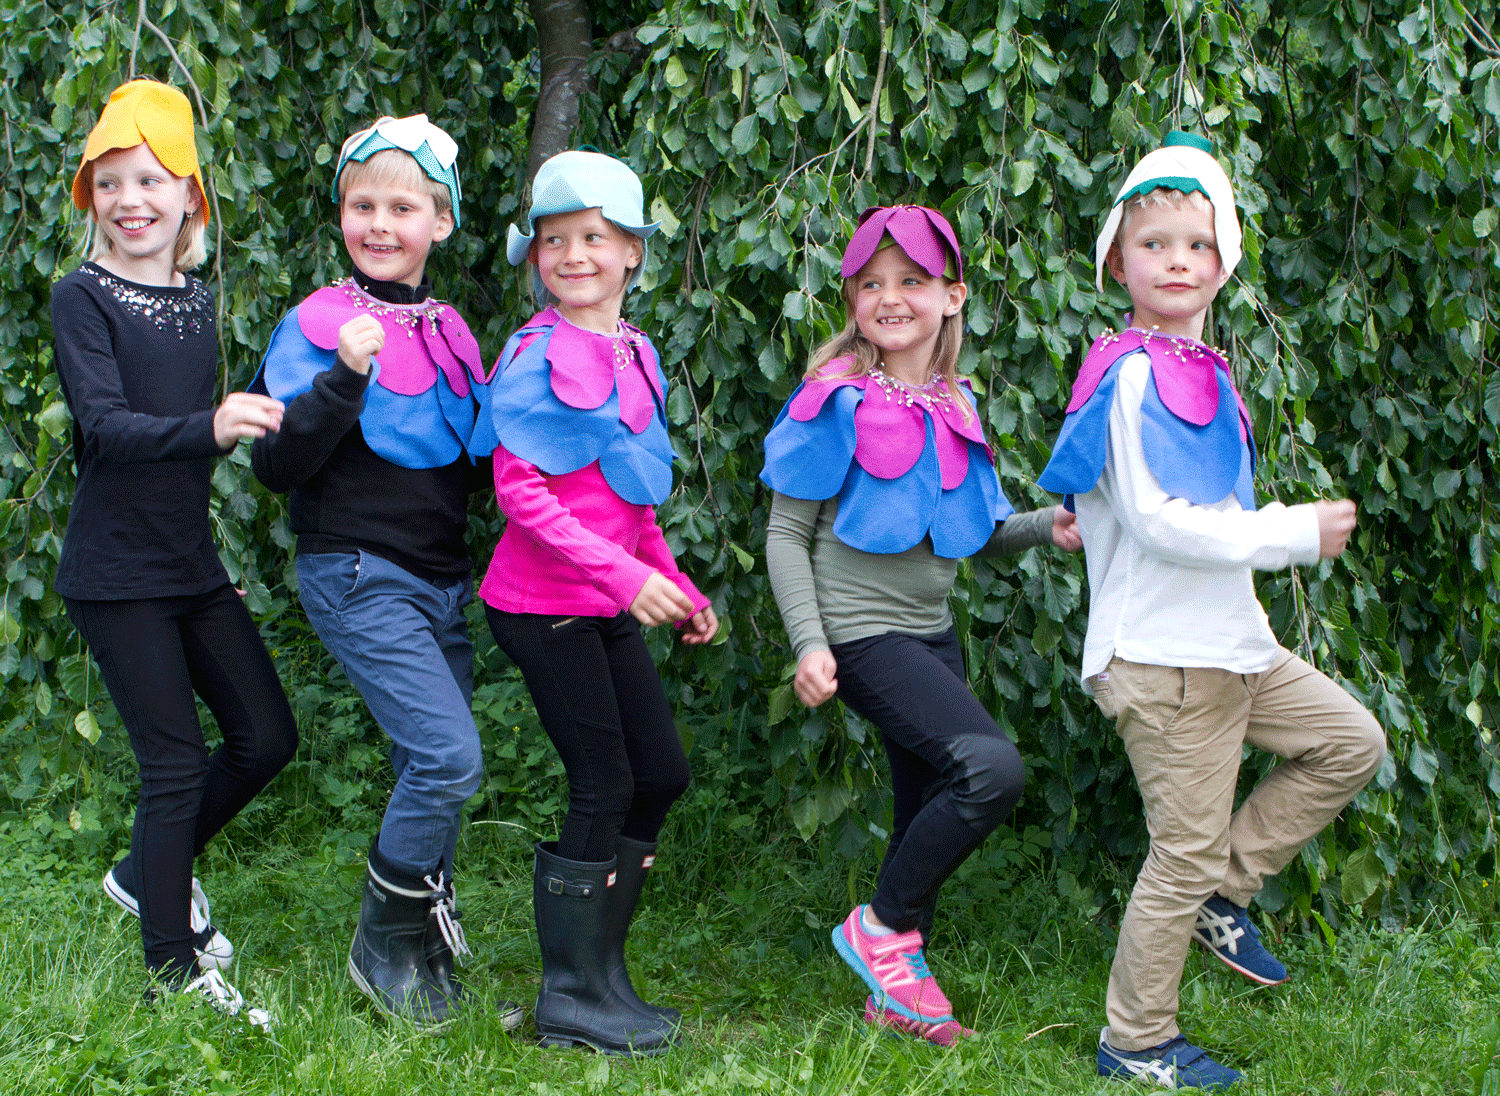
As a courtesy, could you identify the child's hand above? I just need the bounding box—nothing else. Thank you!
[795,650,838,708]
[629,572,696,628]
[1314,499,1357,559]
[213,392,285,450]
[337,315,385,374]
[1051,505,1082,552]
[681,605,719,645]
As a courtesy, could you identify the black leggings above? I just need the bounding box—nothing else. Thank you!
[65,585,298,979]
[830,628,1025,935]
[487,608,690,863]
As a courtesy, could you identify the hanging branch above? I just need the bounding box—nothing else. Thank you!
[131,3,230,392]
[863,0,888,177]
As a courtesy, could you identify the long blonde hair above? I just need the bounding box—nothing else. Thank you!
[804,275,970,423]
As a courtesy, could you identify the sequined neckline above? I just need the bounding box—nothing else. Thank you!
[868,366,956,411]
[328,277,451,335]
[82,262,212,339]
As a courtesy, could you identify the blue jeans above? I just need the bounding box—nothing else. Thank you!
[297,550,482,876]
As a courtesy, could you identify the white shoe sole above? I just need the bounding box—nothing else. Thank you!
[103,867,234,971]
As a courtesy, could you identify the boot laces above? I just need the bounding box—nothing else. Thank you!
[423,871,471,960]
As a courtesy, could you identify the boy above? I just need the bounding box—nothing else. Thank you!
[252,115,519,1028]
[1039,132,1386,1090]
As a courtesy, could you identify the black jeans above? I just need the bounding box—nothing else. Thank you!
[830,628,1025,934]
[487,608,690,863]
[66,584,298,979]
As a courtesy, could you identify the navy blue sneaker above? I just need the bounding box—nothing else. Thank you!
[1097,1028,1243,1090]
[1192,895,1288,985]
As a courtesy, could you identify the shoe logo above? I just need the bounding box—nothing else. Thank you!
[1195,907,1245,954]
[607,871,617,887]
[642,856,655,869]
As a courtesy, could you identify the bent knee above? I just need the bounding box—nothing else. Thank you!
[1349,712,1387,782]
[948,734,1025,825]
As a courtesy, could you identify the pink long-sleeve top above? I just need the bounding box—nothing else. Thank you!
[478,447,709,619]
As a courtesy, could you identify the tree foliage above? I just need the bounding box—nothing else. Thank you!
[2,0,1497,922]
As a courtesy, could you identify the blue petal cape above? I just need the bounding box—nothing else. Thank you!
[257,280,484,469]
[761,363,1014,557]
[468,309,674,506]
[1038,328,1256,511]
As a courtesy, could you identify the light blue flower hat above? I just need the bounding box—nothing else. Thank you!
[332,114,463,228]
[507,149,661,306]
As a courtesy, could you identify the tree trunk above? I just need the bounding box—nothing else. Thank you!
[526,0,592,183]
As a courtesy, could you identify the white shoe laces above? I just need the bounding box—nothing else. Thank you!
[423,871,471,961]
[183,969,271,1030]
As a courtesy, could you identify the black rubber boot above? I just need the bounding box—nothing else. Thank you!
[348,843,450,1025]
[423,867,525,1031]
[604,837,682,1029]
[532,841,677,1055]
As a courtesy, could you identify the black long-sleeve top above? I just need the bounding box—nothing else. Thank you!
[250,271,479,583]
[49,262,229,600]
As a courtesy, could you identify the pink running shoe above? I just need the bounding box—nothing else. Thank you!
[832,905,954,1024]
[864,995,973,1047]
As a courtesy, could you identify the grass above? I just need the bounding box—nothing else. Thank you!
[1,811,1495,1096]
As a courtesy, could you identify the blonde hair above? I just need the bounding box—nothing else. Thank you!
[81,163,208,272]
[337,148,453,220]
[804,276,969,423]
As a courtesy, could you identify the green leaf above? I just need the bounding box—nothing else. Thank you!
[767,683,796,726]
[73,709,101,745]
[1339,846,1387,904]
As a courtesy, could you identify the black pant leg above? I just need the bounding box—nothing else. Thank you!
[599,613,690,845]
[66,595,207,978]
[178,583,298,856]
[831,630,1025,933]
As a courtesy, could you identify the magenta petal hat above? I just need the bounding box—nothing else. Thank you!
[840,205,963,282]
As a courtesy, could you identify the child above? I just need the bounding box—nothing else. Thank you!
[471,150,716,1055]
[251,115,520,1029]
[1038,132,1387,1090]
[761,205,1080,1046]
[52,78,297,1025]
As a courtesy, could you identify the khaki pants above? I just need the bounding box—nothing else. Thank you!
[1091,649,1385,1050]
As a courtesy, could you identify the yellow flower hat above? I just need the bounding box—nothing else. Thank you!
[71,79,208,222]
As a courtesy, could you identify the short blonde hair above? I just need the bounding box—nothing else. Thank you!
[82,165,208,272]
[337,148,452,219]
[1106,187,1215,263]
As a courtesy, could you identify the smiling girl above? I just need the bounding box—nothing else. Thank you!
[470,150,715,1056]
[761,205,1079,1045]
[51,79,296,1025]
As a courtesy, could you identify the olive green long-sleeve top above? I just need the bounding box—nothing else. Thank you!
[765,492,1055,662]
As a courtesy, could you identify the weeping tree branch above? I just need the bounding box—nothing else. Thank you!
[527,0,593,183]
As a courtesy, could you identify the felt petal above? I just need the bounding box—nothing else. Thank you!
[931,450,1014,557]
[432,304,485,385]
[1039,362,1124,497]
[854,385,925,479]
[631,327,666,406]
[833,420,942,554]
[1147,338,1222,426]
[419,320,470,398]
[546,321,616,410]
[761,384,862,500]
[930,412,970,490]
[294,286,352,351]
[260,309,332,403]
[615,348,656,435]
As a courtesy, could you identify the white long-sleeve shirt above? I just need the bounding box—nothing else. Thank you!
[1075,351,1321,683]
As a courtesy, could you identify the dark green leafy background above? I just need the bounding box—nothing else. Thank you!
[2,0,1496,924]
